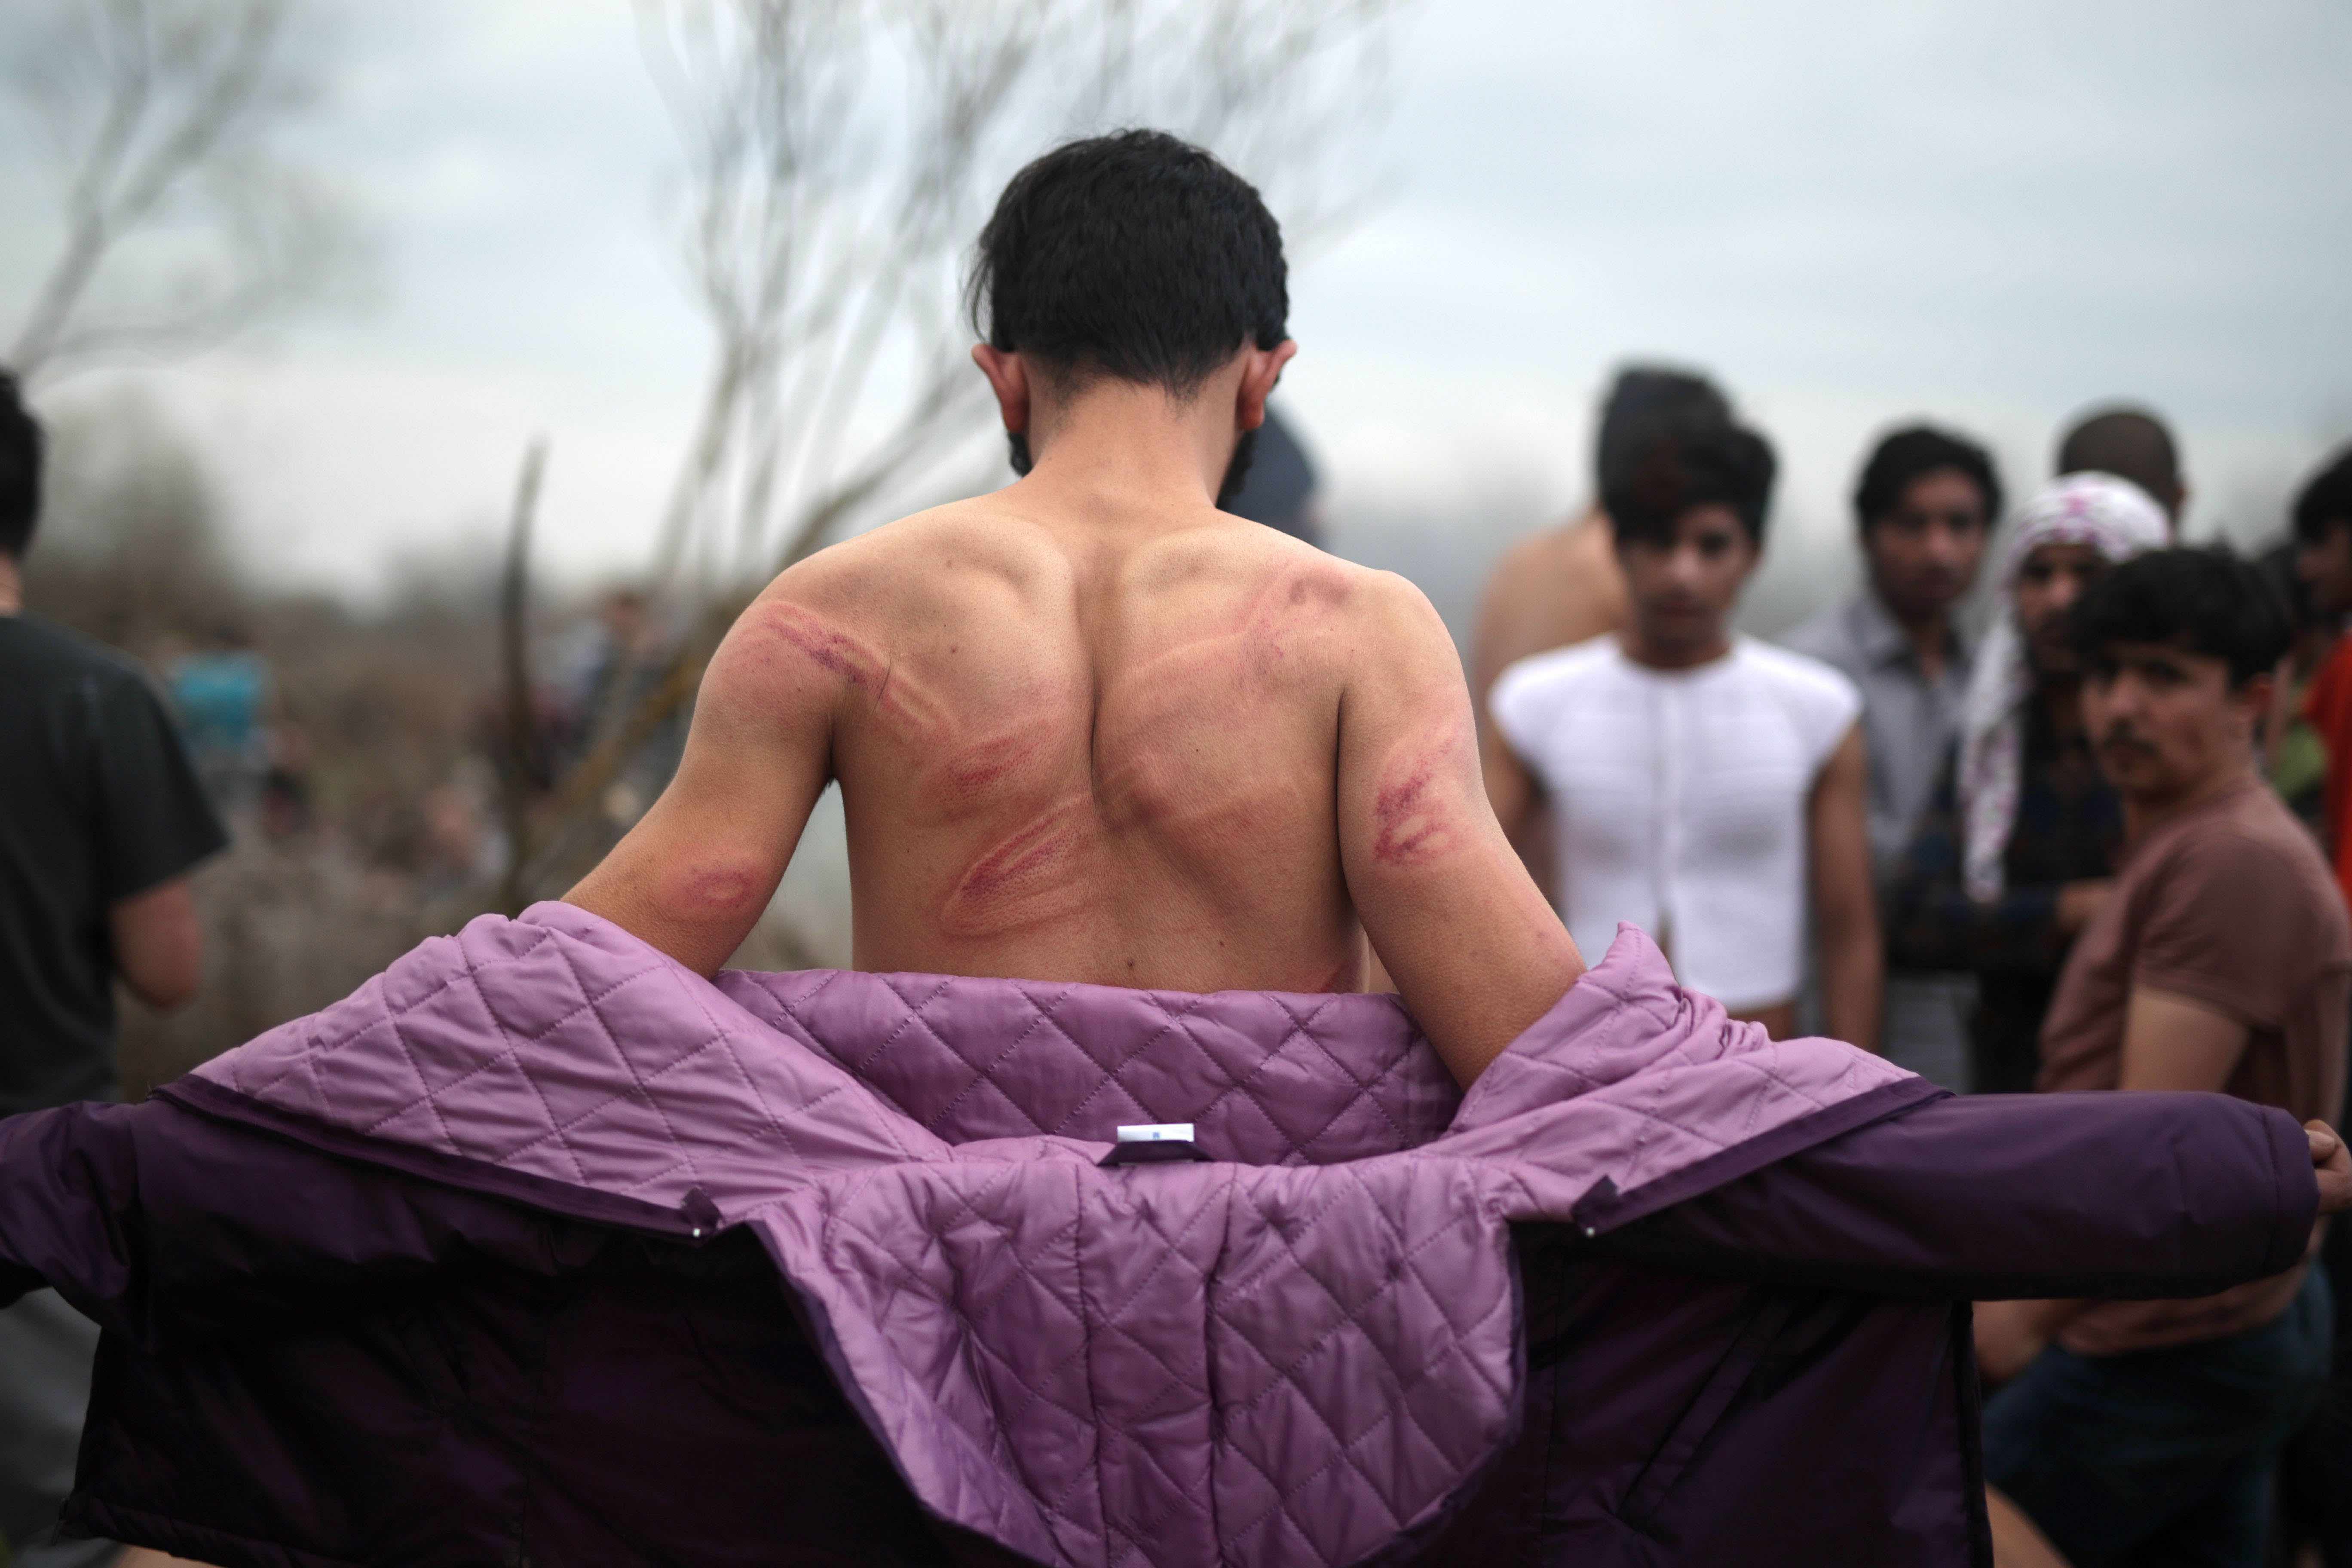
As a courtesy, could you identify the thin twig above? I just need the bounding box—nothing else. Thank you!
[496,438,549,917]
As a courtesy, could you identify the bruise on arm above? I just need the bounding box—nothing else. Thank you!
[564,591,849,976]
[1338,576,1585,1087]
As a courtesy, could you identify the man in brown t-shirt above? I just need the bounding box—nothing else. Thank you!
[1977,547,2349,1568]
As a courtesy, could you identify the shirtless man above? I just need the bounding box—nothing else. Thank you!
[567,129,1580,1088]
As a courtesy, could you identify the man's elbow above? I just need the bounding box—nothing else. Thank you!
[110,881,206,1012]
[123,945,203,1012]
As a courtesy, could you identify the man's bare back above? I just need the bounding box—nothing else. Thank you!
[568,466,1583,1084]
[723,500,1394,994]
[568,129,1584,1084]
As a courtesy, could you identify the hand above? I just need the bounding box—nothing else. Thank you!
[1973,1298,2052,1386]
[2055,879,2113,937]
[2311,1122,2352,1217]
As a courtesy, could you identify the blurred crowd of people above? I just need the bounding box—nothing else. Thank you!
[1471,368,2352,1567]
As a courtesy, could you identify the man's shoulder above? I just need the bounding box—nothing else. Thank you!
[1776,598,1864,672]
[1488,635,1619,716]
[1473,518,1624,663]
[0,613,154,697]
[1735,637,1862,707]
[2139,789,2350,946]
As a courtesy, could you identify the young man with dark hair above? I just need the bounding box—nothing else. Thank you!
[1485,421,1883,1049]
[1784,425,1999,1083]
[0,371,227,1565]
[1976,546,2347,1568]
[2293,445,2352,913]
[1470,368,1731,692]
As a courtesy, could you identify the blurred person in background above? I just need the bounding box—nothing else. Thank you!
[1977,547,2346,1568]
[1470,364,1731,881]
[0,372,227,1566]
[2057,404,2186,534]
[1784,424,1999,1088]
[559,586,688,830]
[2257,539,2330,832]
[1220,402,1323,548]
[1886,475,2168,1093]
[2294,446,2352,908]
[2285,443,2352,1568]
[167,625,270,825]
[1484,420,1881,1048]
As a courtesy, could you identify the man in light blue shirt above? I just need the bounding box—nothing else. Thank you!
[1784,426,1999,1086]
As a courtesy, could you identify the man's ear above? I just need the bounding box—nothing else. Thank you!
[2233,668,2277,732]
[972,344,1030,435]
[1234,339,1298,433]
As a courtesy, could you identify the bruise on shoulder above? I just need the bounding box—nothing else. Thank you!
[1369,720,1476,869]
[728,598,940,730]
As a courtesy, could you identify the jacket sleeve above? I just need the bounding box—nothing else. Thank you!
[1592,1091,2318,1301]
[1,1098,598,1343]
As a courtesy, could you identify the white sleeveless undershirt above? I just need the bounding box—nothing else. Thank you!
[1490,635,1861,1011]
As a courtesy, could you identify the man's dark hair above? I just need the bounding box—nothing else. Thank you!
[2069,546,2292,687]
[968,130,1285,404]
[0,369,42,560]
[1605,421,1778,551]
[1853,425,2003,535]
[2056,406,2180,515]
[2290,444,2352,546]
[1595,365,1730,499]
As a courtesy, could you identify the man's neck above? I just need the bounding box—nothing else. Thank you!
[1021,378,1235,520]
[1875,589,1952,683]
[1623,625,1733,672]
[0,554,20,616]
[2122,758,2256,842]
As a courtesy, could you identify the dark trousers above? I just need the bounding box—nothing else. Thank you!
[1983,1269,2333,1568]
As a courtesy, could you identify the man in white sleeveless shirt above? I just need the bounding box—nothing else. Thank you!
[1483,420,1882,1049]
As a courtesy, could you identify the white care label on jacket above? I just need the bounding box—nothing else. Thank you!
[1115,1123,1195,1144]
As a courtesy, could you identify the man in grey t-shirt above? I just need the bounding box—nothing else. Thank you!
[1783,425,1998,1087]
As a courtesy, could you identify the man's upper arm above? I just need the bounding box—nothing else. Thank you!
[564,585,844,976]
[1807,725,1874,929]
[94,671,228,901]
[109,877,203,1011]
[2116,834,2305,1091]
[2117,988,2249,1092]
[1338,574,1584,1086]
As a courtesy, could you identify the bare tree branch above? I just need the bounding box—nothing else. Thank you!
[496,438,549,918]
[7,0,354,383]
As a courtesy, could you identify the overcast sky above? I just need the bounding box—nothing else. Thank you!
[8,0,2351,627]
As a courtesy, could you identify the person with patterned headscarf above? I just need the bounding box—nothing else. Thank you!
[1885,473,2171,1093]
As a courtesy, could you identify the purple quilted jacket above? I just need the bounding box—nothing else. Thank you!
[0,904,2320,1568]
